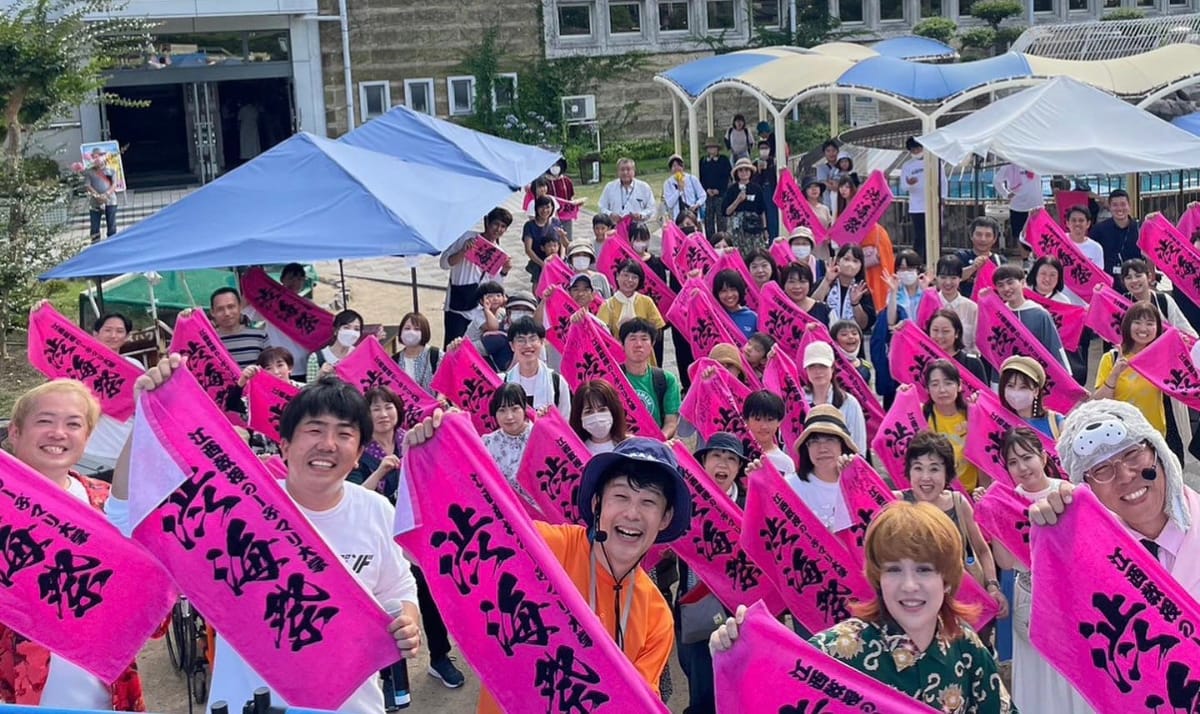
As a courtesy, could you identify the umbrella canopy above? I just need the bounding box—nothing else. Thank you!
[918,76,1200,174]
[1173,112,1200,138]
[341,104,560,189]
[44,133,516,279]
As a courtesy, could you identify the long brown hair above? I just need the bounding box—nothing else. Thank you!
[569,380,628,444]
[1120,301,1162,356]
[850,501,980,639]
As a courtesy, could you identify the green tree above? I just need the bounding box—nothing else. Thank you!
[913,17,957,45]
[964,0,1023,55]
[0,0,150,356]
[1102,7,1145,19]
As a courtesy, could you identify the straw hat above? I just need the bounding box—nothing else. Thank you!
[794,404,857,454]
[708,343,745,379]
[730,157,757,179]
[705,136,721,148]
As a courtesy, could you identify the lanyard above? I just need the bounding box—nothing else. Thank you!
[620,184,635,212]
[590,551,635,650]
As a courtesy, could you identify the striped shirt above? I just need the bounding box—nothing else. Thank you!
[219,326,269,367]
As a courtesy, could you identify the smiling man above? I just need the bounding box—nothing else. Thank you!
[989,265,1069,369]
[1030,399,1200,597]
[110,362,422,714]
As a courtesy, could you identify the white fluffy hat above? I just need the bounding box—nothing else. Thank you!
[1057,399,1189,530]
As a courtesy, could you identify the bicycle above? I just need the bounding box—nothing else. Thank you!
[165,596,210,711]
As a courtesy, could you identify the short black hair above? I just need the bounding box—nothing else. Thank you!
[210,286,240,307]
[257,346,295,369]
[592,214,615,228]
[615,259,646,291]
[1065,205,1091,222]
[935,255,963,277]
[822,139,840,152]
[895,249,922,270]
[993,265,1026,284]
[278,375,372,446]
[485,207,514,227]
[1028,256,1064,294]
[507,318,546,342]
[747,332,775,354]
[712,268,747,305]
[489,383,529,416]
[332,309,364,331]
[743,390,785,421]
[904,431,957,484]
[970,216,1001,240]
[780,262,814,287]
[927,309,965,352]
[281,263,306,281]
[93,312,131,333]
[1108,189,1130,202]
[1120,258,1153,279]
[619,317,659,344]
[475,280,506,304]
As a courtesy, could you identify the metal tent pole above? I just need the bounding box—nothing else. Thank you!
[338,259,348,307]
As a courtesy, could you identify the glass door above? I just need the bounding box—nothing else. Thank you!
[185,82,221,184]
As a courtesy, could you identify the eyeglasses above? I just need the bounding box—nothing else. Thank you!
[1086,443,1155,484]
[512,335,542,345]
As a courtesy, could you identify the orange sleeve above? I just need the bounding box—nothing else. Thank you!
[631,589,675,694]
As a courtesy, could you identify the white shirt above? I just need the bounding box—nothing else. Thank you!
[108,484,419,714]
[662,173,705,218]
[41,478,111,710]
[994,165,1044,213]
[504,361,572,415]
[783,473,852,532]
[900,155,948,214]
[763,446,797,479]
[598,179,656,221]
[440,232,505,317]
[943,294,979,354]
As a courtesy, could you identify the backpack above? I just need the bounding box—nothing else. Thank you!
[428,346,441,374]
[649,367,668,413]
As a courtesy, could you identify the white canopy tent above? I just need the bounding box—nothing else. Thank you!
[918,76,1200,175]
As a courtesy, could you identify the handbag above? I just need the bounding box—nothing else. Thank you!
[679,589,727,644]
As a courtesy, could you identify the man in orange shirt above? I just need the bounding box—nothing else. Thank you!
[407,413,691,712]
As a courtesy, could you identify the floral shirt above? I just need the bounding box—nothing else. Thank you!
[809,618,1015,714]
[0,473,148,710]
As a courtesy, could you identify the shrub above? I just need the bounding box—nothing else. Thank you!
[913,17,958,45]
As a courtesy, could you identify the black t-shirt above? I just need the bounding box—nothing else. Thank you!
[523,218,562,260]
[723,181,765,215]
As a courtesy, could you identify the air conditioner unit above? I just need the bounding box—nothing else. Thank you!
[561,95,597,124]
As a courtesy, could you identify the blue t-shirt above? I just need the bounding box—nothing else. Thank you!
[726,307,758,338]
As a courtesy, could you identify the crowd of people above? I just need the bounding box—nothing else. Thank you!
[10,133,1200,714]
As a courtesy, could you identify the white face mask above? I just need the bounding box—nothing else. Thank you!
[759,149,770,159]
[1006,387,1035,412]
[337,328,360,347]
[792,245,812,260]
[400,329,423,347]
[549,165,562,176]
[581,411,613,440]
[572,256,591,270]
[508,310,533,323]
[899,270,919,287]
[632,241,649,253]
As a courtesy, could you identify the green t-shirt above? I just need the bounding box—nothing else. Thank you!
[622,366,682,426]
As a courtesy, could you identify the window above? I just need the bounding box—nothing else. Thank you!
[707,0,736,28]
[1068,0,1087,9]
[1170,0,1187,6]
[609,2,642,33]
[659,0,690,30]
[879,0,903,19]
[921,0,943,15]
[839,0,864,22]
[958,0,976,14]
[753,0,781,26]
[493,73,518,109]
[359,81,390,121]
[403,79,435,115]
[1104,0,1119,7]
[1034,0,1053,11]
[1135,0,1153,6]
[558,4,593,36]
[447,76,475,116]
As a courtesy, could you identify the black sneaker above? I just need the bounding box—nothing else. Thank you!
[427,656,465,688]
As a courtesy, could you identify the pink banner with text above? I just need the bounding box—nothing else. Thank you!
[962,389,1063,490]
[1024,209,1110,301]
[0,450,174,684]
[680,358,760,461]
[757,282,826,359]
[335,337,440,431]
[169,310,246,426]
[975,290,1087,414]
[398,413,669,714]
[464,236,509,277]
[837,456,899,556]
[596,232,677,317]
[670,442,787,615]
[1085,285,1132,347]
[973,484,1032,570]
[1023,288,1085,352]
[888,322,990,403]
[1139,213,1200,307]
[430,339,502,434]
[709,249,761,312]
[828,170,892,246]
[129,369,398,709]
[796,328,885,439]
[246,371,299,443]
[762,348,810,462]
[515,408,589,525]
[1129,327,1200,411]
[740,463,876,634]
[666,279,749,358]
[1030,487,1200,714]
[869,386,928,489]
[714,601,940,714]
[559,318,664,439]
[773,170,829,243]
[28,302,142,421]
[241,267,334,353]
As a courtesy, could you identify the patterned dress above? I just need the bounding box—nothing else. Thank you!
[0,473,149,710]
[809,617,1015,714]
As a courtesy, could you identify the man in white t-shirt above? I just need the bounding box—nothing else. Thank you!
[900,137,948,263]
[110,362,422,714]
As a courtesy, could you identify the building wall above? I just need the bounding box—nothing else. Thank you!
[319,0,544,137]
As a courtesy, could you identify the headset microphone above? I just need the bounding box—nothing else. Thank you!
[593,530,608,543]
[1142,467,1158,481]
